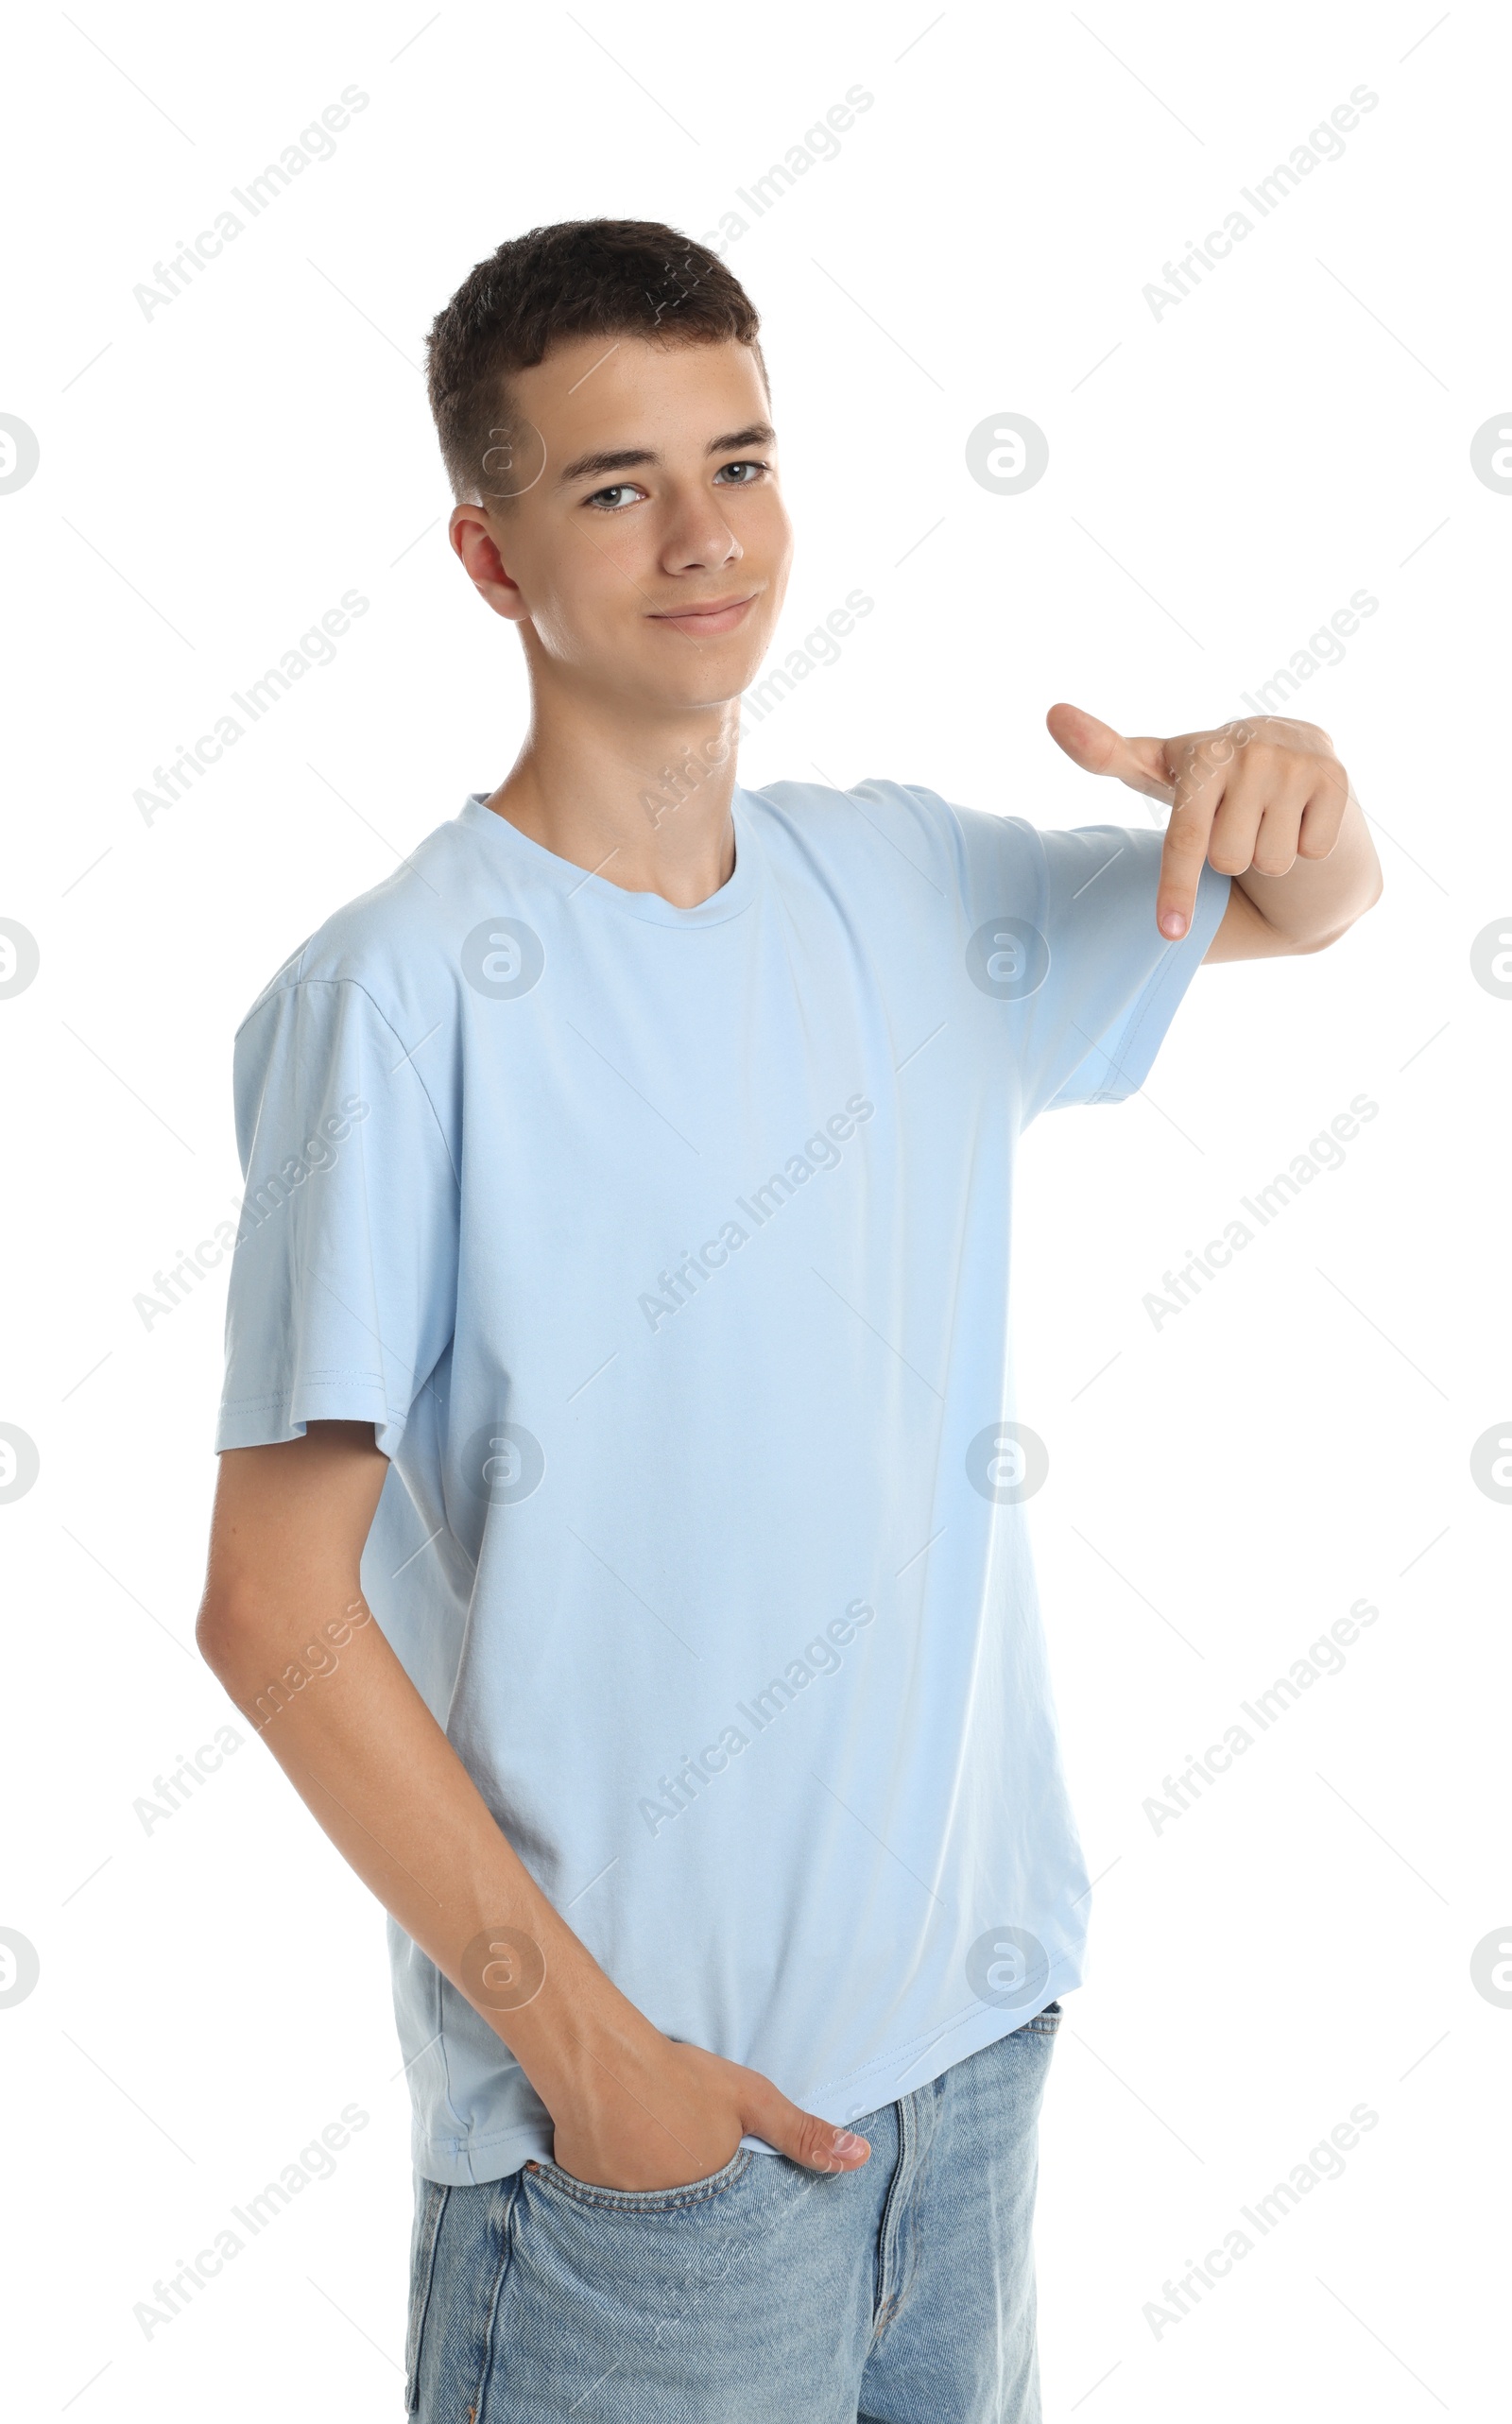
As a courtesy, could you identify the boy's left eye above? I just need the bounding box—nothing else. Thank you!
[713,459,768,486]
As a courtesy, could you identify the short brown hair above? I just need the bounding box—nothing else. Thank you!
[424,218,767,504]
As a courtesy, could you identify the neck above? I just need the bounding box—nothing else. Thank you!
[486,679,743,908]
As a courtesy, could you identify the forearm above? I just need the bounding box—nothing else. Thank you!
[197,1539,645,2120]
[197,1424,863,2192]
[1228,778,1382,950]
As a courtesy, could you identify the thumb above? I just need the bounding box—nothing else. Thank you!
[740,2072,870,2174]
[1046,702,1175,801]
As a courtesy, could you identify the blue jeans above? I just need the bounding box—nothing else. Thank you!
[404,2003,1060,2421]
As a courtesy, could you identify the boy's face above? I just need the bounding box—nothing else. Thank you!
[451,333,792,715]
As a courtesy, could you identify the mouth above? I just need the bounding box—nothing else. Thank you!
[646,593,758,637]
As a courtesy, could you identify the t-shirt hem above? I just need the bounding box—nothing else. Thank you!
[407,1954,1083,2186]
[414,2113,556,2188]
[215,1381,409,1456]
[782,1947,1083,2136]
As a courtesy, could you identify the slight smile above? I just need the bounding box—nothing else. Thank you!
[646,593,758,636]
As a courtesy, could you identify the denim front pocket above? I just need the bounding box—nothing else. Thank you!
[529,2143,754,2214]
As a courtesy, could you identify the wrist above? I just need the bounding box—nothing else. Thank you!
[490,1932,658,2118]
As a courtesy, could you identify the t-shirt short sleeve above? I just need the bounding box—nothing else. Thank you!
[939,801,1230,1125]
[215,975,458,1457]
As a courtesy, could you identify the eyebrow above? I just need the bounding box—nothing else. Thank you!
[555,422,777,490]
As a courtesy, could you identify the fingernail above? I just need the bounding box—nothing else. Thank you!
[832,2129,866,2155]
[1160,910,1187,938]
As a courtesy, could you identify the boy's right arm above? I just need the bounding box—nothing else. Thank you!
[195,1418,869,2190]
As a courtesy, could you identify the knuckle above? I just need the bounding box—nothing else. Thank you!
[1167,798,1211,834]
[1179,759,1222,801]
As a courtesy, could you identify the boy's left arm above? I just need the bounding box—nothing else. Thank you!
[1047,701,1384,960]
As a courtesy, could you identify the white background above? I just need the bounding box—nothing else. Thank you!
[2,1,1506,2416]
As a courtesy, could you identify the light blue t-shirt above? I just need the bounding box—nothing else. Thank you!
[216,781,1228,2185]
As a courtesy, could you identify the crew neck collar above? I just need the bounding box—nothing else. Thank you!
[458,791,759,927]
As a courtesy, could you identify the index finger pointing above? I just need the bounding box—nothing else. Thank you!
[1156,789,1218,939]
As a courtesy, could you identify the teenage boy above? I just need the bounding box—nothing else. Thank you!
[197,219,1382,2421]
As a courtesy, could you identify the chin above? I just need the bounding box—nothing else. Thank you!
[643,652,766,715]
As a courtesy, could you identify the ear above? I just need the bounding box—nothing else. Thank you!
[450,505,529,624]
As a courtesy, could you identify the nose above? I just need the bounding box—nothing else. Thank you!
[659,490,743,576]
